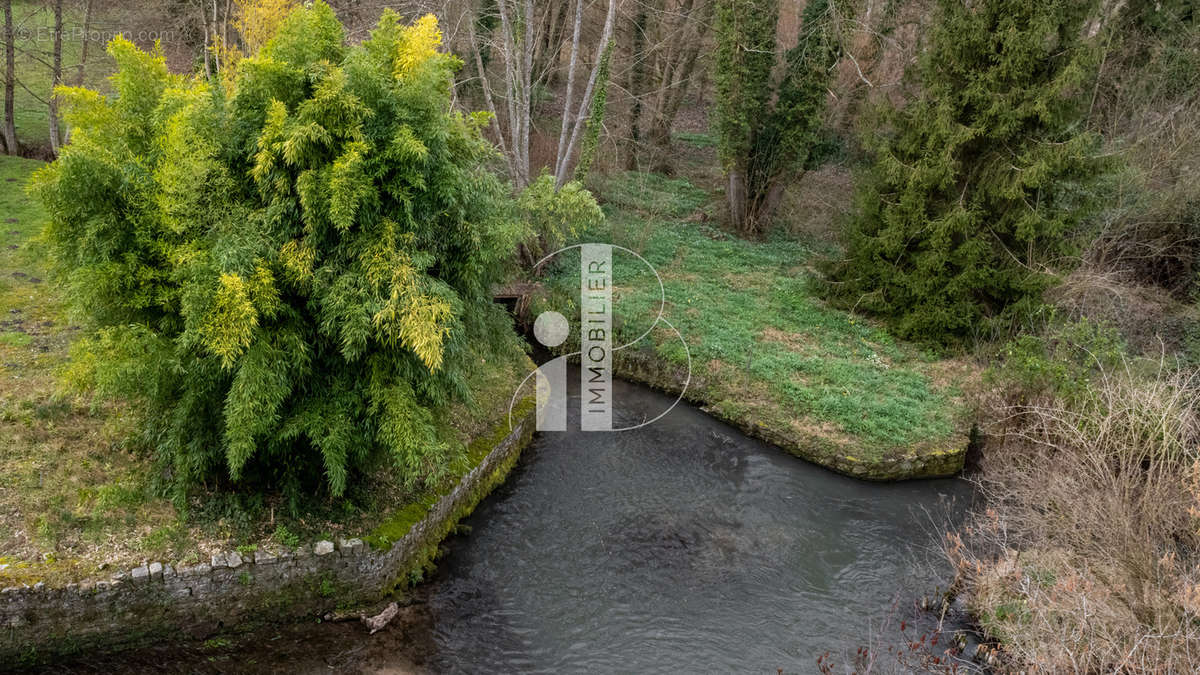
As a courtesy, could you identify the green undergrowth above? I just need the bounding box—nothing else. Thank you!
[538,170,973,470]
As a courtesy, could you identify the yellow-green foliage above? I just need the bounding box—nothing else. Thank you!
[32,3,527,505]
[517,174,603,264]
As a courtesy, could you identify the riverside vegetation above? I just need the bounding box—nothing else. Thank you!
[2,6,536,590]
[533,168,971,479]
[0,0,1198,671]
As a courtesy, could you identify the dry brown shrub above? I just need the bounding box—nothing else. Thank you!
[777,164,855,245]
[948,363,1200,672]
[1048,267,1198,354]
[1083,8,1200,298]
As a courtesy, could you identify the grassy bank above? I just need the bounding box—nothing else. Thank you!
[0,155,533,588]
[535,170,974,479]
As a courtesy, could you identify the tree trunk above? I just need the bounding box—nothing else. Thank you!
[532,1,566,88]
[211,0,221,73]
[221,0,232,63]
[74,0,93,86]
[48,0,63,157]
[553,0,584,183]
[645,39,703,173]
[467,16,517,181]
[727,168,747,233]
[625,3,649,169]
[196,0,212,79]
[2,0,16,155]
[472,0,616,189]
[751,178,788,233]
[520,0,533,178]
[494,0,531,186]
[555,0,617,187]
[624,0,711,172]
[649,0,711,172]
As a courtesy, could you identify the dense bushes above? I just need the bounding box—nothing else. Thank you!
[34,4,526,504]
[826,0,1112,342]
[515,173,603,268]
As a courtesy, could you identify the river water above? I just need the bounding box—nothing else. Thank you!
[422,376,971,673]
[43,375,972,673]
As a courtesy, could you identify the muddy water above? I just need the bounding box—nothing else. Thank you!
[41,376,971,673]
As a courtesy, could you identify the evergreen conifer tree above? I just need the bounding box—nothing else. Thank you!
[827,0,1110,341]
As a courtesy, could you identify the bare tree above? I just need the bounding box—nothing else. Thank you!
[639,0,711,172]
[2,0,16,155]
[552,0,615,187]
[468,0,616,190]
[531,0,567,87]
[48,0,63,156]
[74,0,93,87]
[624,0,648,169]
[191,0,230,78]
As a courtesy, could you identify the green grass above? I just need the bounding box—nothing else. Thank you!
[0,156,179,586]
[541,170,972,466]
[673,131,718,148]
[591,170,709,219]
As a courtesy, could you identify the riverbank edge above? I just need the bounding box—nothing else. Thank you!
[612,348,966,480]
[0,397,537,667]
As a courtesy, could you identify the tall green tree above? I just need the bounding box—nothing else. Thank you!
[827,0,1111,341]
[34,3,526,506]
[714,0,838,235]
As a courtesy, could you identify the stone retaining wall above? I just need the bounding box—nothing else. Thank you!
[612,348,966,480]
[0,410,535,666]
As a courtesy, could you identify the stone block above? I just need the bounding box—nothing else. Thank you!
[337,538,363,556]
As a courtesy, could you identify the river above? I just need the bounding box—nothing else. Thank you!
[42,374,973,673]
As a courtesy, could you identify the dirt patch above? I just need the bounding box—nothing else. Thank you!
[787,415,859,448]
[923,357,983,394]
[722,271,771,292]
[758,326,815,352]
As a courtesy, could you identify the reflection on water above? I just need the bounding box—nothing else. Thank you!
[37,375,971,674]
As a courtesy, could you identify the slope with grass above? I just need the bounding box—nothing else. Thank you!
[537,171,973,479]
[0,155,534,589]
[4,0,119,154]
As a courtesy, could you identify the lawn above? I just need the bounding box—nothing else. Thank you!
[537,170,973,477]
[0,154,173,583]
[0,156,532,587]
